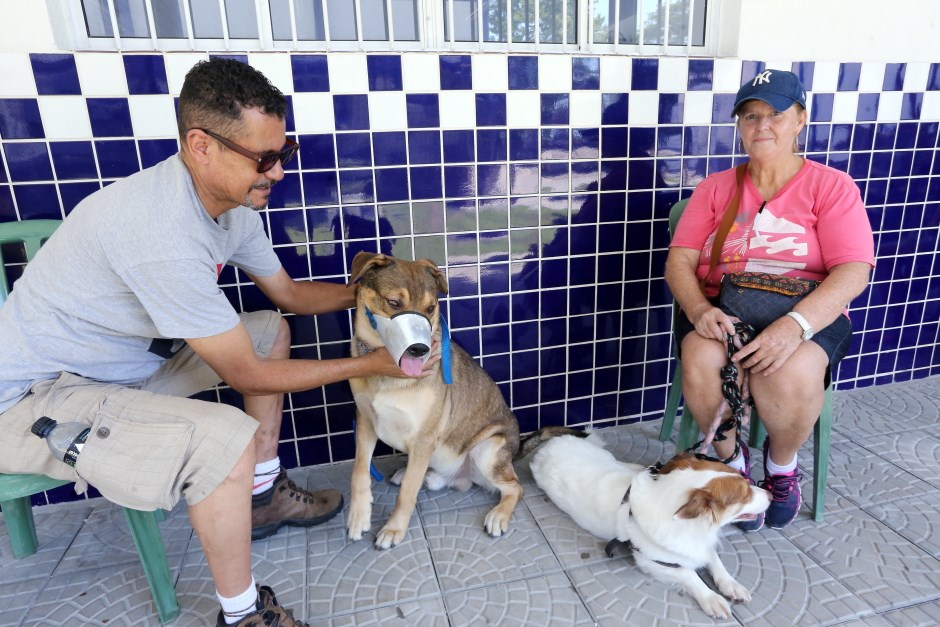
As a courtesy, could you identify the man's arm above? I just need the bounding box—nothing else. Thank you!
[248,268,355,315]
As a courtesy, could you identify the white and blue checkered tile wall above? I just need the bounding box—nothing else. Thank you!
[1,52,938,499]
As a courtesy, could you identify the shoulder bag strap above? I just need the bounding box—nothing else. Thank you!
[702,162,748,287]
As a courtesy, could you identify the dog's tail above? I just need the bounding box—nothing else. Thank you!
[514,426,588,460]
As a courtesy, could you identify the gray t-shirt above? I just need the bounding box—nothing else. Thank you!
[0,155,282,413]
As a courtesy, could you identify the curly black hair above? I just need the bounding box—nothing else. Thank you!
[177,57,287,140]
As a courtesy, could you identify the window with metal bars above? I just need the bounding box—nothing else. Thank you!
[59,0,710,52]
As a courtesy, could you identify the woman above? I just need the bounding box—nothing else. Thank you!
[664,70,875,531]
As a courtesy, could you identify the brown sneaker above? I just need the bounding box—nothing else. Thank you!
[251,469,344,541]
[215,585,308,626]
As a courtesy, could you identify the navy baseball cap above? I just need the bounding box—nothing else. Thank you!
[732,69,807,117]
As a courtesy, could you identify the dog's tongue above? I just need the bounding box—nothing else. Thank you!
[400,356,424,376]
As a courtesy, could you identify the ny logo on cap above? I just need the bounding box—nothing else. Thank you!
[752,70,773,86]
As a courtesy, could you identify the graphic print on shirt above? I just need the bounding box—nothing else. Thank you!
[744,207,809,274]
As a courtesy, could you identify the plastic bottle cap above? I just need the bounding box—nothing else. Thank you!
[30,416,57,438]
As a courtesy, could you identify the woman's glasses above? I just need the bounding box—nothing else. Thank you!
[196,128,299,173]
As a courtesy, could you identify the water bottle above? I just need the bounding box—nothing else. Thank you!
[31,416,90,467]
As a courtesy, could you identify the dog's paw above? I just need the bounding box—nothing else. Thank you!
[695,591,733,619]
[716,577,751,603]
[375,524,407,549]
[483,506,511,537]
[346,503,372,541]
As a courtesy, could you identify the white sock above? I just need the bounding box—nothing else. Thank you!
[217,578,258,624]
[253,457,281,495]
[725,449,747,473]
[766,452,798,476]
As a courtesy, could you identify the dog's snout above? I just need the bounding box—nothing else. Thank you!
[406,343,429,358]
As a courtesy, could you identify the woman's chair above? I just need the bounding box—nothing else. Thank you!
[657,199,833,522]
[0,219,180,623]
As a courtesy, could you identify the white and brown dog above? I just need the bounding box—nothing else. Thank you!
[346,252,523,549]
[528,431,769,618]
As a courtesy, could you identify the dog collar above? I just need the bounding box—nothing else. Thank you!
[605,538,682,570]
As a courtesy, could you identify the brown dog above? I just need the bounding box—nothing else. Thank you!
[346,252,523,549]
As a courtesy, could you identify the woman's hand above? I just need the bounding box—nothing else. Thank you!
[365,343,441,379]
[690,304,738,342]
[731,316,802,375]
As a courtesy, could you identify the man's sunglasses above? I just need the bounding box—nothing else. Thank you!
[195,128,299,173]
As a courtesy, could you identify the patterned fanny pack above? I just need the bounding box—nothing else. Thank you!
[724,271,819,296]
[719,271,820,329]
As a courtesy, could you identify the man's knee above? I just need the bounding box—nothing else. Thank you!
[271,317,291,359]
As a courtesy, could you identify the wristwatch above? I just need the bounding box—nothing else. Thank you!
[786,311,814,341]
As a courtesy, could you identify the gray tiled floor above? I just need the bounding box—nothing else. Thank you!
[2,376,939,626]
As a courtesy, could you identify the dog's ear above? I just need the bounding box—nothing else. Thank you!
[674,489,722,525]
[417,259,448,295]
[348,251,392,286]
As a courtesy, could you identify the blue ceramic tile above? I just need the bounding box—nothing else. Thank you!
[0,99,44,139]
[740,61,765,83]
[367,55,403,91]
[439,55,472,90]
[806,124,830,152]
[209,54,249,65]
[629,127,655,158]
[509,129,538,160]
[444,165,475,198]
[509,164,538,195]
[852,123,875,150]
[447,264,478,297]
[443,130,475,163]
[912,151,933,176]
[95,139,139,178]
[883,63,906,91]
[336,132,372,167]
[374,168,409,202]
[292,55,330,92]
[682,126,708,156]
[408,130,441,164]
[306,206,342,241]
[333,95,370,130]
[875,123,897,150]
[541,93,569,125]
[838,63,861,91]
[658,94,683,124]
[848,152,870,179]
[339,169,375,203]
[811,93,834,122]
[299,133,335,169]
[572,128,599,159]
[447,235,480,267]
[572,57,600,90]
[687,59,713,91]
[49,141,97,180]
[712,93,736,122]
[541,128,569,160]
[631,58,658,90]
[87,98,133,137]
[377,202,411,237]
[508,56,538,90]
[627,159,654,190]
[476,129,507,162]
[929,63,940,90]
[410,166,442,199]
[601,127,627,158]
[477,164,507,197]
[709,126,736,154]
[476,93,506,127]
[896,122,917,148]
[406,94,440,128]
[916,121,938,148]
[138,139,178,169]
[13,184,60,219]
[268,207,307,245]
[902,93,923,120]
[830,124,852,151]
[268,172,303,208]
[343,205,377,239]
[4,142,53,182]
[59,181,100,214]
[30,54,81,95]
[303,170,339,205]
[569,223,597,255]
[540,162,568,194]
[891,150,914,177]
[123,55,169,94]
[373,131,407,166]
[791,61,815,90]
[856,93,879,122]
[599,160,626,191]
[539,258,567,288]
[601,93,628,125]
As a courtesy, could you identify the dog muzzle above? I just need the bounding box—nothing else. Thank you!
[365,309,433,376]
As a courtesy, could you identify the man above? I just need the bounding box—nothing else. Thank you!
[0,58,429,626]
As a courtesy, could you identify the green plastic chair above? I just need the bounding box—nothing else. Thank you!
[0,219,180,623]
[657,200,833,522]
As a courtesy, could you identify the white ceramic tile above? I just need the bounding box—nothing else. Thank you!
[505,91,540,128]
[877,91,903,122]
[831,92,860,123]
[710,59,740,93]
[903,62,930,92]
[683,91,713,125]
[0,53,38,96]
[73,53,128,97]
[538,55,572,92]
[164,53,208,95]
[249,53,295,95]
[128,95,177,138]
[569,91,601,127]
[328,53,369,94]
[402,53,440,92]
[812,61,840,92]
[627,91,659,126]
[657,57,687,92]
[599,56,630,92]
[368,92,407,130]
[920,92,940,120]
[472,55,508,92]
[438,91,476,129]
[859,62,887,92]
[37,96,92,140]
[292,92,335,133]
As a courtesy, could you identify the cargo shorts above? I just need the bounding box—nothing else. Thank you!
[0,310,282,510]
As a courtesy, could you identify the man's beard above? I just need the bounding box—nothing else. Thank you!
[244,182,275,210]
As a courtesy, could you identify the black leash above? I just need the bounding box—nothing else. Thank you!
[686,321,756,465]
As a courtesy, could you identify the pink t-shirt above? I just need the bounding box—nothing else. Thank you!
[672,159,876,297]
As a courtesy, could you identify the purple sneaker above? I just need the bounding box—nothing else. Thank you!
[759,438,803,529]
[733,440,765,533]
